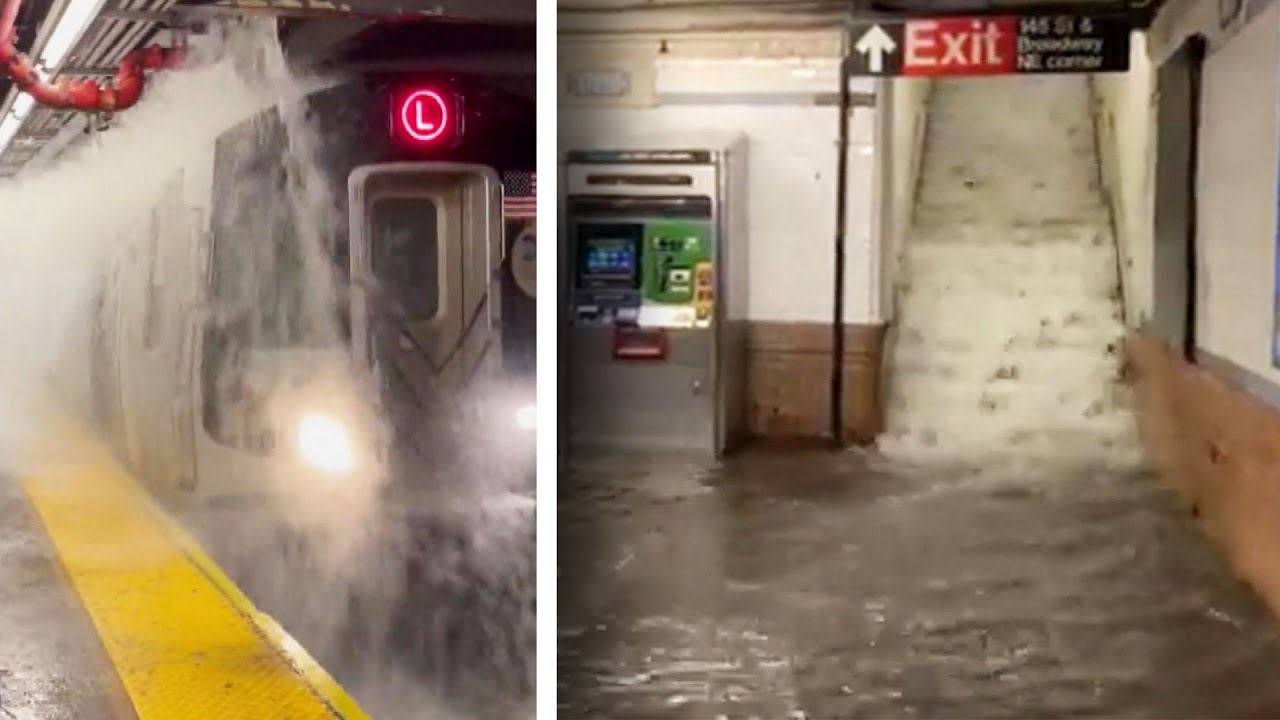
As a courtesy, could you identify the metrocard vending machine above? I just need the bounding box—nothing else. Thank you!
[562,137,748,456]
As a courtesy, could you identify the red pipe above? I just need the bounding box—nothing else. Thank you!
[0,0,185,113]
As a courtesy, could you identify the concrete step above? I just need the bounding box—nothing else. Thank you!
[900,266,1116,297]
[904,241,1119,281]
[890,370,1123,409]
[892,342,1122,383]
[893,321,1124,354]
[895,297,1123,339]
[879,418,1139,458]
[913,204,1109,227]
[910,220,1109,244]
[917,171,1101,196]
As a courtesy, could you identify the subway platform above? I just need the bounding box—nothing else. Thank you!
[0,413,368,720]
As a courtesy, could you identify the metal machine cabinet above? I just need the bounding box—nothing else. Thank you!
[561,134,749,457]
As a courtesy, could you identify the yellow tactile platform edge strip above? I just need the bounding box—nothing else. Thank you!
[21,420,372,720]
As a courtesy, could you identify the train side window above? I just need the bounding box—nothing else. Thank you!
[369,196,440,321]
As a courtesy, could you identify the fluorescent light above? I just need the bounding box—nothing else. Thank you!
[11,93,33,120]
[0,92,33,156]
[38,0,107,72]
[0,114,23,154]
[0,0,107,158]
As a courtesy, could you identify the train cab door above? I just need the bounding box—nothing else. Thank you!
[347,163,503,411]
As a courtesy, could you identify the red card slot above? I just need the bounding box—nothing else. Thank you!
[612,327,668,361]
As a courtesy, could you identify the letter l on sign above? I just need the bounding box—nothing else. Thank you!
[399,89,449,143]
[413,103,435,132]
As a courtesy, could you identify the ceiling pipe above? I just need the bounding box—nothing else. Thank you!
[0,0,185,112]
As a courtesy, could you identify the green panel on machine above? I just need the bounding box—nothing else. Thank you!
[642,221,711,305]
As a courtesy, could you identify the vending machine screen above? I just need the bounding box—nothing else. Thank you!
[585,238,634,275]
[576,223,642,290]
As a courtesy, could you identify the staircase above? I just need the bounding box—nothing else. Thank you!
[879,75,1138,464]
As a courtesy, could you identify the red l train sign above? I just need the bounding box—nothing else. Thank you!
[847,13,1131,77]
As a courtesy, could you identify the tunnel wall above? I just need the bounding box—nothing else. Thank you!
[1135,0,1280,387]
[1128,335,1280,623]
[1126,0,1280,623]
[1092,31,1155,328]
[560,29,890,441]
[1195,6,1280,385]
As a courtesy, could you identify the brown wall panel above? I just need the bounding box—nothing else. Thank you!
[1128,332,1280,619]
[747,321,886,443]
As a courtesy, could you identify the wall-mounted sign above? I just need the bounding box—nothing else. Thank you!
[846,13,1131,77]
[511,224,536,299]
[567,69,631,98]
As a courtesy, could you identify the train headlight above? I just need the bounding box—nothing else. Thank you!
[296,412,355,474]
[515,404,536,431]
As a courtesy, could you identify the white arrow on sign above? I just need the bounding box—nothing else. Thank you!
[855,24,897,73]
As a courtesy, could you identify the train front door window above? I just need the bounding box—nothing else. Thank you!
[370,196,441,324]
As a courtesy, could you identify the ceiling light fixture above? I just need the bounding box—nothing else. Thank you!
[0,0,107,159]
[0,113,22,149]
[11,92,32,119]
[38,0,107,72]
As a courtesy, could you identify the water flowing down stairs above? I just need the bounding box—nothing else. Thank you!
[880,75,1138,464]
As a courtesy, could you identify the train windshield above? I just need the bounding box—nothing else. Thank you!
[369,196,439,321]
[209,108,348,348]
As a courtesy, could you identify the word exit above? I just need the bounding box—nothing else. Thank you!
[903,18,1016,75]
[846,13,1131,78]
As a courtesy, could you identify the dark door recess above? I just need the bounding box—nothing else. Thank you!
[1150,34,1205,361]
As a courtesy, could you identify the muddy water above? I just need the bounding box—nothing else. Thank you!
[558,448,1280,719]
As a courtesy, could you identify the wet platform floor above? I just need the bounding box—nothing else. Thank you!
[558,447,1280,719]
[0,477,121,720]
[181,492,536,720]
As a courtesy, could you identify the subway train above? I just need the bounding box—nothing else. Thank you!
[88,24,537,508]
[81,20,537,713]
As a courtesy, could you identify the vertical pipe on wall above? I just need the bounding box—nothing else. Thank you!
[830,39,851,446]
[1183,33,1204,362]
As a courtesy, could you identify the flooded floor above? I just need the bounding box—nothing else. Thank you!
[0,476,120,720]
[184,493,535,720]
[558,447,1280,719]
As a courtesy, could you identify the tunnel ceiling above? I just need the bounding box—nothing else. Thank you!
[0,0,534,177]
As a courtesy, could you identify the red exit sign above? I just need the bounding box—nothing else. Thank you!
[846,13,1131,77]
[902,17,1017,75]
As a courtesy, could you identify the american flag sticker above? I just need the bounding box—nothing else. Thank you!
[502,171,537,219]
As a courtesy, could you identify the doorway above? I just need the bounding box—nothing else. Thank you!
[1151,34,1206,361]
